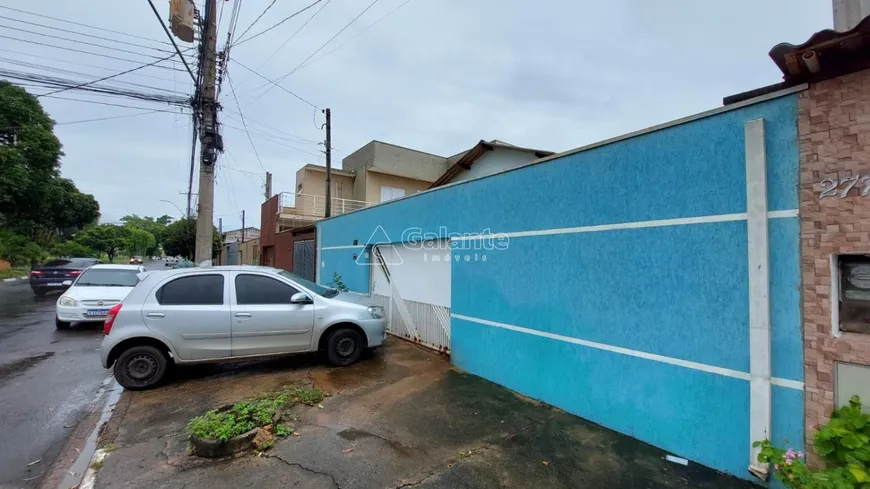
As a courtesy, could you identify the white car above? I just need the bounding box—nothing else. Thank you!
[56,264,146,330]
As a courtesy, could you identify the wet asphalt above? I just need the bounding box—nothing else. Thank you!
[0,262,160,489]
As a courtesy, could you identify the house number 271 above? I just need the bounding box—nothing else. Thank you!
[820,174,870,199]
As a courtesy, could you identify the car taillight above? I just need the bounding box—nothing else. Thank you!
[30,270,42,276]
[104,303,122,335]
[69,270,82,277]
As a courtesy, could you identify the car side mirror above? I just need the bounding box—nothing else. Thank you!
[290,292,312,304]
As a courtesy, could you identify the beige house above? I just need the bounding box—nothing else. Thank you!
[273,139,550,231]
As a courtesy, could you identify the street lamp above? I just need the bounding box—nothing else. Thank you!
[160,200,185,217]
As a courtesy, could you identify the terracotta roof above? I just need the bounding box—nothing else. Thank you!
[429,140,554,188]
[768,15,870,82]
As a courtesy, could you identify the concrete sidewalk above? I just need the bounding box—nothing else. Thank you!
[93,339,755,489]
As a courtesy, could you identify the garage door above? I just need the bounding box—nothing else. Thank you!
[370,240,451,353]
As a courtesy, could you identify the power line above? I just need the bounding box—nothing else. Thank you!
[297,0,415,73]
[222,109,319,143]
[37,93,189,112]
[0,23,186,62]
[222,123,321,158]
[0,14,180,55]
[256,0,332,69]
[231,58,317,108]
[0,5,173,46]
[0,35,189,71]
[1,68,190,105]
[254,0,380,100]
[225,73,266,172]
[0,56,189,95]
[232,0,323,47]
[233,0,275,43]
[37,53,182,97]
[55,110,166,125]
[145,0,197,84]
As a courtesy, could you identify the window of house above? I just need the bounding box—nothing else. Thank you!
[380,186,405,203]
[837,255,870,334]
[235,274,299,305]
[157,275,224,305]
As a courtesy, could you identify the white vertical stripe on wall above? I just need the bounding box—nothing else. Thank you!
[745,118,772,479]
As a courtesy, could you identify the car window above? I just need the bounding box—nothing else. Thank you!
[157,274,224,305]
[76,269,140,287]
[42,259,71,267]
[276,270,338,298]
[70,258,96,267]
[235,274,299,305]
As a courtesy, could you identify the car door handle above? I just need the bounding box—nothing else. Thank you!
[146,312,164,319]
[234,313,252,319]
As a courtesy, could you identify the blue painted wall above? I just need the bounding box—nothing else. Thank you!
[317,94,804,478]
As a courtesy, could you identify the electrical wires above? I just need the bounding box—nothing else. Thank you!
[231,0,324,47]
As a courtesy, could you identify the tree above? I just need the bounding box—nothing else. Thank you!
[125,227,155,256]
[0,81,100,250]
[51,241,95,258]
[121,214,171,256]
[161,218,221,260]
[0,231,42,266]
[76,224,131,262]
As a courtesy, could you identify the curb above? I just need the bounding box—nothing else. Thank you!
[2,276,27,282]
[57,377,123,489]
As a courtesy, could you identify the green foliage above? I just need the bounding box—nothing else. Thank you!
[125,226,156,256]
[274,424,293,437]
[161,217,221,260]
[188,386,323,442]
[0,267,29,280]
[755,396,870,488]
[76,224,131,262]
[0,231,43,266]
[0,81,99,252]
[121,214,172,256]
[327,272,349,292]
[51,240,95,258]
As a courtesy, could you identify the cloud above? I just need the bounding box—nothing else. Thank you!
[8,0,831,229]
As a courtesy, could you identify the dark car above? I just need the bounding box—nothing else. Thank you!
[30,258,100,297]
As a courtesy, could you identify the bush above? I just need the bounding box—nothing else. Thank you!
[755,395,870,488]
[0,232,43,266]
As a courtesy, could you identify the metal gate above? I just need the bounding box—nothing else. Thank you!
[293,239,315,281]
[225,242,240,265]
[371,241,451,353]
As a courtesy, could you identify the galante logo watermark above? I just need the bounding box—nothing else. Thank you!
[356,226,509,265]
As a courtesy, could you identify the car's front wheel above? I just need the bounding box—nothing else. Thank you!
[326,328,364,366]
[55,318,71,330]
[113,345,168,390]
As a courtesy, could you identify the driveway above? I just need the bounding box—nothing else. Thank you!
[92,339,753,489]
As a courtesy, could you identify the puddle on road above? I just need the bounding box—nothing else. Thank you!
[0,352,54,385]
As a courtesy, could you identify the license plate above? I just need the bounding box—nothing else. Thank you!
[86,309,109,317]
[47,282,62,286]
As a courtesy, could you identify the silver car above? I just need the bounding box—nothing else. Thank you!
[99,266,386,390]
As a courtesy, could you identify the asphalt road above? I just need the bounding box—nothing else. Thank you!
[0,261,162,489]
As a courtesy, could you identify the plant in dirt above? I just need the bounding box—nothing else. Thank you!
[327,272,349,292]
[275,424,294,437]
[754,395,870,488]
[188,386,324,442]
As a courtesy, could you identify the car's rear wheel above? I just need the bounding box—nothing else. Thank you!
[55,318,71,330]
[326,328,364,366]
[32,289,47,297]
[113,345,168,390]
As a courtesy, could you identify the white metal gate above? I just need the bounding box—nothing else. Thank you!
[371,241,451,353]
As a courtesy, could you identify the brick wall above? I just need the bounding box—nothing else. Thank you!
[799,69,870,465]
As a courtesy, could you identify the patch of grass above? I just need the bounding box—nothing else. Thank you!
[90,459,104,471]
[274,424,294,437]
[188,386,324,442]
[98,443,118,453]
[0,267,28,280]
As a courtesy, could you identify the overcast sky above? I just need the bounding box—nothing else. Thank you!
[4,0,831,230]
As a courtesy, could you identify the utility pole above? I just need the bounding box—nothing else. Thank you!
[218,217,222,234]
[324,108,332,218]
[265,172,272,201]
[241,210,246,243]
[194,0,219,265]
